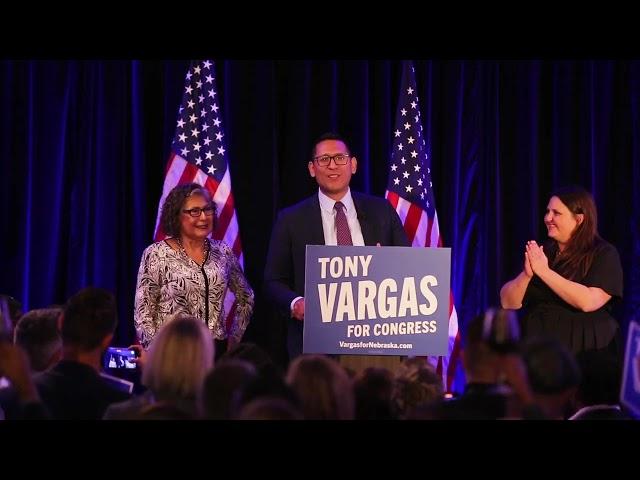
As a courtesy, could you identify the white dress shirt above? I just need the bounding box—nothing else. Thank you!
[290,188,365,312]
[317,187,365,246]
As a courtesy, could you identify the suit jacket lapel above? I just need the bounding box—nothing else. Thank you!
[307,195,326,245]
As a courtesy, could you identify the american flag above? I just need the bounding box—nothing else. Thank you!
[385,60,461,392]
[153,60,243,332]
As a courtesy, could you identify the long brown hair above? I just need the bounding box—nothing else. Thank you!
[545,185,602,281]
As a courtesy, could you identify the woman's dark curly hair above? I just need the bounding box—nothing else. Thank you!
[160,183,215,238]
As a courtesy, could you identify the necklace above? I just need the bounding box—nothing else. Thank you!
[177,237,209,263]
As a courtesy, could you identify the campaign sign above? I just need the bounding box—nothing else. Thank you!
[303,245,450,356]
[620,321,640,419]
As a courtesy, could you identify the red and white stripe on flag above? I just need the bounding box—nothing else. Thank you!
[386,190,461,392]
[385,60,461,393]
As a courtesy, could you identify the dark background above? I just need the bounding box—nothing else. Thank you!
[2,60,638,375]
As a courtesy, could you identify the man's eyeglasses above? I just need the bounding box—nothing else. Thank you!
[182,205,215,217]
[313,153,351,167]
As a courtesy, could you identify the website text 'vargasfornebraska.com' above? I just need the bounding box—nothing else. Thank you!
[338,341,413,350]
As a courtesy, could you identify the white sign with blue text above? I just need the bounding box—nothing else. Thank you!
[303,245,451,356]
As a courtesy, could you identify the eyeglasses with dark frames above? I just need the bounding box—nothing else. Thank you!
[313,153,351,167]
[182,205,215,217]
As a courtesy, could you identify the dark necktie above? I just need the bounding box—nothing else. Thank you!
[334,201,353,246]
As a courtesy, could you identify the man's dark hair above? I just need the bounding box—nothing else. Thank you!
[237,396,303,420]
[220,342,280,377]
[14,308,62,371]
[354,367,395,420]
[310,132,351,160]
[200,359,257,419]
[62,287,118,351]
[522,338,581,395]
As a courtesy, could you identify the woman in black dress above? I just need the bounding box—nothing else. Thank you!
[500,186,623,356]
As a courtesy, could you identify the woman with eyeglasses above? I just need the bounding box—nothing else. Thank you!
[134,183,254,354]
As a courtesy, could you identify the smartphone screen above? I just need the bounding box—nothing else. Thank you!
[104,347,138,370]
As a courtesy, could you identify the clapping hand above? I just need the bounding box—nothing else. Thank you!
[525,240,549,276]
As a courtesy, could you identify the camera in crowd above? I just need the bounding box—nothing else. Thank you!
[103,347,138,370]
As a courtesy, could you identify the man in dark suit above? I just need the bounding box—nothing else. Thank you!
[33,287,130,419]
[264,132,409,366]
